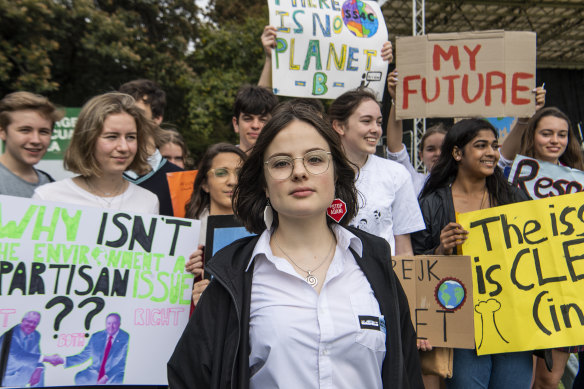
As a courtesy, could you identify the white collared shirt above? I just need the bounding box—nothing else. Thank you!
[247,225,386,389]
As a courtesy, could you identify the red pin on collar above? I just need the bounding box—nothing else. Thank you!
[327,198,347,223]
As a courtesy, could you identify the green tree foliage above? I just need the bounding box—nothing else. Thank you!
[0,0,270,162]
[182,14,269,158]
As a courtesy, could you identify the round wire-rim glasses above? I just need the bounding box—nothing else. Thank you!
[264,150,332,180]
[207,167,241,178]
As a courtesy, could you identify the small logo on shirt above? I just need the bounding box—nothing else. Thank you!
[359,315,381,331]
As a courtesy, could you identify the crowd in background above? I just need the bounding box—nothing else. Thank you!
[1,24,584,389]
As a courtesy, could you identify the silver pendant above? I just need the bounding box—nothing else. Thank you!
[306,272,318,287]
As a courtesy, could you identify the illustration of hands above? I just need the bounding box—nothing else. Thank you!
[43,354,64,366]
[29,367,44,386]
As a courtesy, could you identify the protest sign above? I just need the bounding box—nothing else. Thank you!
[167,170,198,218]
[396,30,536,119]
[393,255,474,348]
[267,0,388,100]
[204,215,255,267]
[459,192,584,355]
[0,195,199,387]
[509,155,584,199]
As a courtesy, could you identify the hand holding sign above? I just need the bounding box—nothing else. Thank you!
[437,222,468,255]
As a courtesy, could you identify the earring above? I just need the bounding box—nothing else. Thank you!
[263,199,274,230]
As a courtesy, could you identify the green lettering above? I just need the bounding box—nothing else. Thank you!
[32,207,60,241]
[303,40,322,70]
[312,72,328,96]
[0,204,38,239]
[151,272,169,303]
[180,274,194,305]
[172,256,186,273]
[60,209,81,241]
[78,245,90,265]
[107,250,122,268]
[33,243,45,262]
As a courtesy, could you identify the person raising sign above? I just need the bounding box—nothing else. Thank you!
[412,119,531,389]
[33,92,158,214]
[169,104,423,388]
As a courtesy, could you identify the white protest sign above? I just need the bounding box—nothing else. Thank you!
[509,155,584,199]
[268,0,389,100]
[0,195,199,387]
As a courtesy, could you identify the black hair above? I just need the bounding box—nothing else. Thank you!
[234,104,358,234]
[420,118,518,206]
[232,85,278,120]
[119,79,166,119]
[185,143,246,219]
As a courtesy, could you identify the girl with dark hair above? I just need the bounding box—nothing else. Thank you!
[169,104,423,388]
[329,88,425,256]
[412,118,532,389]
[183,143,246,301]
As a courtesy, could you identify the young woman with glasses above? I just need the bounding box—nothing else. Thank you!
[183,143,247,301]
[169,104,423,389]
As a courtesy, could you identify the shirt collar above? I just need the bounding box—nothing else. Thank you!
[245,224,363,271]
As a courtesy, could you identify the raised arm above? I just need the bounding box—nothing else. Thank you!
[500,86,546,161]
[258,25,277,88]
[385,69,404,153]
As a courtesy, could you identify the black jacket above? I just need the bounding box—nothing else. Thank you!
[411,185,530,255]
[168,227,423,389]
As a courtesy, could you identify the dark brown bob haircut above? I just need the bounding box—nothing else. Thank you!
[64,92,153,177]
[233,104,358,234]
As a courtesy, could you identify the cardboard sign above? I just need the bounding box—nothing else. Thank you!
[509,155,584,199]
[396,30,536,119]
[167,170,198,218]
[459,192,584,355]
[268,0,388,100]
[393,255,474,349]
[0,196,199,387]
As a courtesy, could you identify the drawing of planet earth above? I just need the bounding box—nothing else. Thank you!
[436,278,466,310]
[342,0,379,38]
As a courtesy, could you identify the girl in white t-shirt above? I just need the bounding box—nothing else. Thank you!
[329,88,425,256]
[34,92,158,214]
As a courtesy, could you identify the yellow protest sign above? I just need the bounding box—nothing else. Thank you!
[459,192,584,355]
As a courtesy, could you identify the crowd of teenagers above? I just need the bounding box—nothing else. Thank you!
[1,25,583,389]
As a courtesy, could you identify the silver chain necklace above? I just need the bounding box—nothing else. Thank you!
[84,177,126,208]
[273,233,336,287]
